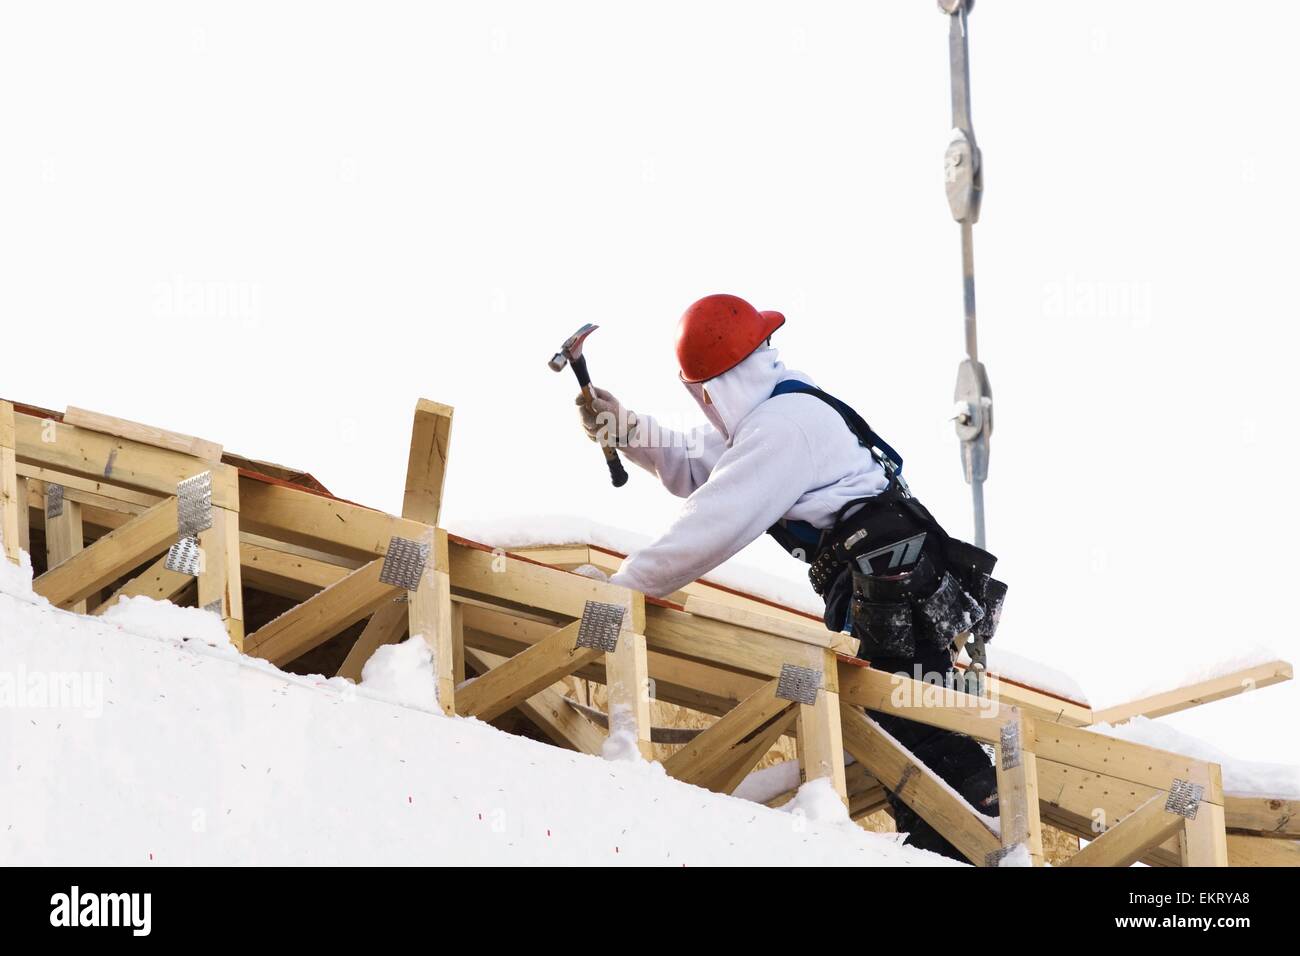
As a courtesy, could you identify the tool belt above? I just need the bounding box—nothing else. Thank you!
[799,482,1007,662]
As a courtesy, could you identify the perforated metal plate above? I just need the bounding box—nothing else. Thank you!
[378,535,431,591]
[45,483,64,519]
[1165,778,1204,820]
[165,535,203,576]
[776,663,822,705]
[999,721,1021,770]
[985,843,1024,868]
[203,599,224,616]
[575,600,625,652]
[177,471,213,538]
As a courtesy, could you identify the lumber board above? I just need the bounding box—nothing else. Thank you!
[681,595,858,654]
[33,496,180,608]
[94,552,191,614]
[1,402,19,564]
[840,703,1002,866]
[46,490,89,608]
[244,559,404,666]
[1090,661,1293,725]
[239,539,350,601]
[15,462,161,511]
[646,603,825,678]
[402,399,453,525]
[1225,795,1299,839]
[1226,834,1300,867]
[450,541,642,629]
[797,650,848,803]
[13,412,237,508]
[198,506,244,648]
[837,659,1009,743]
[465,647,607,756]
[410,567,455,714]
[995,712,1045,866]
[335,599,408,682]
[663,679,792,787]
[604,592,652,759]
[1063,793,1187,868]
[238,476,442,565]
[455,621,603,722]
[63,406,223,463]
[1033,722,1223,799]
[706,709,798,796]
[1181,801,1229,866]
[982,674,1093,726]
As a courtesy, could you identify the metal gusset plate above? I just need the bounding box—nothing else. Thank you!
[1165,779,1205,820]
[985,842,1024,868]
[45,483,65,519]
[378,535,431,591]
[776,663,823,705]
[176,471,214,538]
[165,535,203,577]
[575,600,625,652]
[202,599,224,616]
[999,721,1021,770]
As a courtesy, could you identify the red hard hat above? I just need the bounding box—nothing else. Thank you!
[675,294,785,383]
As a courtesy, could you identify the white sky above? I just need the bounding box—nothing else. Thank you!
[2,1,1295,762]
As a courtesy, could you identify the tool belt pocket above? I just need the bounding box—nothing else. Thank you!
[915,571,985,651]
[849,591,915,658]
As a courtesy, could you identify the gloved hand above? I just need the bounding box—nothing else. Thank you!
[575,387,638,447]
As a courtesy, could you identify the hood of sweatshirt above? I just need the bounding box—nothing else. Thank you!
[682,344,803,443]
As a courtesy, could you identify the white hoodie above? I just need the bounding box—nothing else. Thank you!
[609,345,889,598]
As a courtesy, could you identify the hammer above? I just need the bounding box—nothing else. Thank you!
[549,323,629,488]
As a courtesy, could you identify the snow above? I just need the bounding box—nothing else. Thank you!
[600,704,650,763]
[1088,717,1300,799]
[783,777,855,829]
[0,548,955,866]
[360,635,443,714]
[997,843,1033,868]
[733,759,802,805]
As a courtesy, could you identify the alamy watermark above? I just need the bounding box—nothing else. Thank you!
[0,665,104,718]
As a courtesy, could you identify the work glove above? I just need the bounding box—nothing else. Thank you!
[575,387,638,447]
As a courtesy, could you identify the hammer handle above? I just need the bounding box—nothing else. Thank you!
[574,359,628,488]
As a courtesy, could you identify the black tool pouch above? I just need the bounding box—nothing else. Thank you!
[914,571,985,651]
[849,592,915,658]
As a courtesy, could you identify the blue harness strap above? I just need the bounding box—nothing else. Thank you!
[769,379,904,474]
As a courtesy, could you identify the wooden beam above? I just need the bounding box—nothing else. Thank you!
[33,496,179,609]
[646,603,826,679]
[1090,661,1293,725]
[464,647,607,756]
[604,592,652,759]
[45,492,87,611]
[411,564,455,715]
[94,552,191,614]
[402,399,453,525]
[1226,834,1300,867]
[995,711,1045,866]
[1181,800,1229,866]
[837,659,1008,743]
[1063,793,1188,868]
[705,709,798,796]
[198,506,244,648]
[454,621,603,723]
[244,559,404,667]
[839,703,1002,866]
[14,412,237,509]
[335,599,408,682]
[239,476,438,564]
[797,649,848,804]
[0,401,19,564]
[239,539,350,601]
[1225,795,1299,839]
[63,406,223,463]
[663,679,793,787]
[681,595,859,655]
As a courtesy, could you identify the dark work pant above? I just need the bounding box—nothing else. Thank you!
[865,651,999,863]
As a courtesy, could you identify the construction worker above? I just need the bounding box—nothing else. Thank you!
[577,293,1007,861]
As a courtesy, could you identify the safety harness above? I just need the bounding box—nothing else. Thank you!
[763,380,1006,693]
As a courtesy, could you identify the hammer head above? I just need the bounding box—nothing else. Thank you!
[547,323,599,372]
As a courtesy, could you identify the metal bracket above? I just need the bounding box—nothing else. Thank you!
[985,842,1023,868]
[177,472,213,538]
[575,600,625,652]
[45,483,65,519]
[776,663,822,705]
[999,720,1021,770]
[165,535,203,577]
[1165,779,1205,820]
[378,535,431,591]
